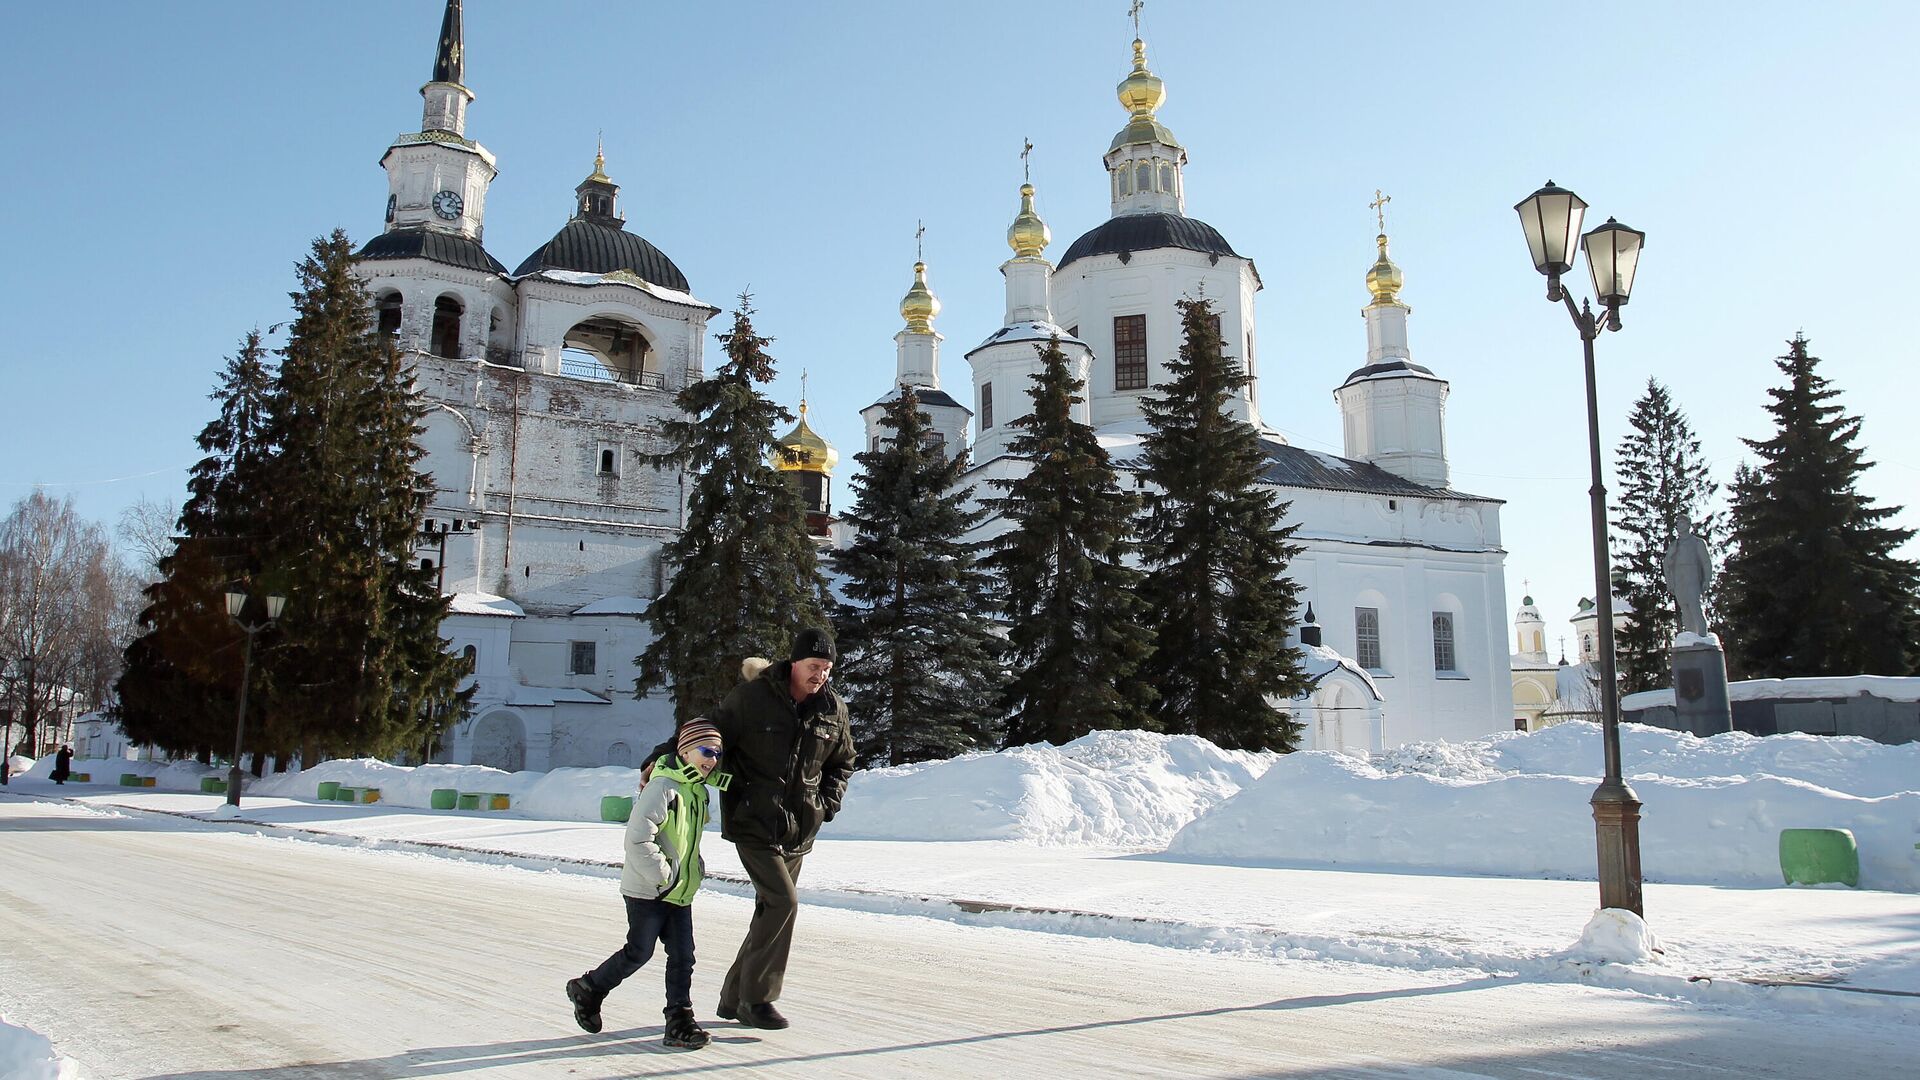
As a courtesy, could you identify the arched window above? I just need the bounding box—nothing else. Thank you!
[1117,167,1132,196]
[1160,163,1174,194]
[376,291,403,337]
[430,294,464,357]
[560,316,654,387]
[461,644,477,669]
[1135,162,1151,192]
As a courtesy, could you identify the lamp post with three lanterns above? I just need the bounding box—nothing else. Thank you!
[1514,180,1648,917]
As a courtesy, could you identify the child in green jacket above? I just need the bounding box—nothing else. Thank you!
[568,719,727,1049]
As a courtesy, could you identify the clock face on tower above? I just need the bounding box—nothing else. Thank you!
[432,189,464,220]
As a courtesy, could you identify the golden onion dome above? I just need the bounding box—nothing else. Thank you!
[772,401,839,474]
[899,260,941,333]
[586,145,611,184]
[1365,233,1405,307]
[1007,183,1051,258]
[1117,38,1165,116]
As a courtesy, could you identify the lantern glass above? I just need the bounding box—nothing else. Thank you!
[226,591,247,619]
[1515,181,1588,276]
[266,595,288,621]
[1583,218,1646,308]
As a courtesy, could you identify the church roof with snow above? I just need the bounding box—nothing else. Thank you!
[514,218,690,292]
[358,229,508,276]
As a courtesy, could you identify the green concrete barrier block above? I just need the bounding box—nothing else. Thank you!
[1780,828,1860,887]
[316,781,341,801]
[600,795,634,822]
[120,773,142,786]
[70,772,89,783]
[206,778,227,794]
[457,792,480,810]
[430,788,458,810]
[334,786,361,802]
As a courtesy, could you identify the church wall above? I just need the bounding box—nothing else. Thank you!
[965,336,1094,462]
[359,263,516,361]
[513,280,706,385]
[1052,249,1260,428]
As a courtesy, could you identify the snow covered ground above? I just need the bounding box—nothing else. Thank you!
[8,722,1919,1022]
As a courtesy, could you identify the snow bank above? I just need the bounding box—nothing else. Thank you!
[248,759,658,819]
[1390,721,1920,799]
[0,1013,84,1080]
[19,755,220,789]
[832,730,1273,847]
[1171,726,1920,890]
[6,755,31,776]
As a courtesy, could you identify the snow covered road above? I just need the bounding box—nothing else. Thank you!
[3,796,1916,1078]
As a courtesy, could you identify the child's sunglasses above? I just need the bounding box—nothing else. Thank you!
[692,746,723,761]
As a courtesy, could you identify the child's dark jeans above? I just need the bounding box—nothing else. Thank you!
[584,894,695,1009]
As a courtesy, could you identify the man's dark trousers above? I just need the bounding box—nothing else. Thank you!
[585,894,695,1009]
[720,845,805,1007]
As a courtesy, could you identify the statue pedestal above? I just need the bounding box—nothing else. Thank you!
[1671,634,1733,736]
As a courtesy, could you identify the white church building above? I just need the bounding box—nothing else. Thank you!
[353,1,714,770]
[858,36,1514,751]
[357,2,1511,767]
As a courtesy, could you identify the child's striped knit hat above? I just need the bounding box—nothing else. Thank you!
[676,718,722,761]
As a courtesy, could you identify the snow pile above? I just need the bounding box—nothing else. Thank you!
[1171,724,1920,890]
[6,755,31,776]
[1559,908,1662,966]
[0,1013,84,1080]
[20,755,220,789]
[248,759,659,820]
[1464,722,1920,798]
[833,730,1273,847]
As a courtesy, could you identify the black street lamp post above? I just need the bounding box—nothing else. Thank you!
[224,589,286,808]
[1515,180,1647,917]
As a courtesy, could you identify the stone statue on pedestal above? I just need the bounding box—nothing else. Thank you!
[1662,514,1713,638]
[1662,514,1731,735]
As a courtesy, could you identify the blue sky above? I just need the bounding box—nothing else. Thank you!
[2,1,1915,655]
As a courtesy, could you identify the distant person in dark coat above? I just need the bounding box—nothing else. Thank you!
[51,745,73,785]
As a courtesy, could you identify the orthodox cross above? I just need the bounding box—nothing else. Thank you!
[1523,578,1531,596]
[1370,188,1392,234]
[1130,0,1144,36]
[1021,138,1033,182]
[916,219,925,262]
[800,369,809,412]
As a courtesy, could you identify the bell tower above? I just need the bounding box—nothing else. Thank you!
[378,0,497,241]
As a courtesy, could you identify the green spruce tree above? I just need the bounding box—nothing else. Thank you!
[117,331,278,757]
[1136,298,1308,750]
[1720,335,1920,677]
[984,335,1156,748]
[829,386,1005,764]
[261,231,467,763]
[1608,378,1719,694]
[636,296,829,721]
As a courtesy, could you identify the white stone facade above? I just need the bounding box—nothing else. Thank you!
[348,7,716,772]
[915,37,1514,750]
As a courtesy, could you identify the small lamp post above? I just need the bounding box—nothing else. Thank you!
[1515,180,1647,917]
[224,588,286,808]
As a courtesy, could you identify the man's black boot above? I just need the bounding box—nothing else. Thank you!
[740,1002,789,1030]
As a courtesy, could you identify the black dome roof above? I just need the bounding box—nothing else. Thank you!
[357,229,508,275]
[1056,212,1241,272]
[513,218,690,293]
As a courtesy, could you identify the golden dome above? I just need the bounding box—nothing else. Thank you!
[587,140,611,184]
[899,260,941,333]
[772,401,839,474]
[1117,38,1165,116]
[1007,183,1051,258]
[1365,233,1406,307]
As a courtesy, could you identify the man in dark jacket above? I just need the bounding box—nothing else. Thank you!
[710,627,854,1031]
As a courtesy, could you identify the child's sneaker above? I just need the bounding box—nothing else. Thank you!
[663,1006,711,1049]
[566,977,604,1034]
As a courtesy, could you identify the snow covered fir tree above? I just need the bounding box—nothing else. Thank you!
[280,1,1517,771]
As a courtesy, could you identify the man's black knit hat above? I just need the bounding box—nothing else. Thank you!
[790,627,836,663]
